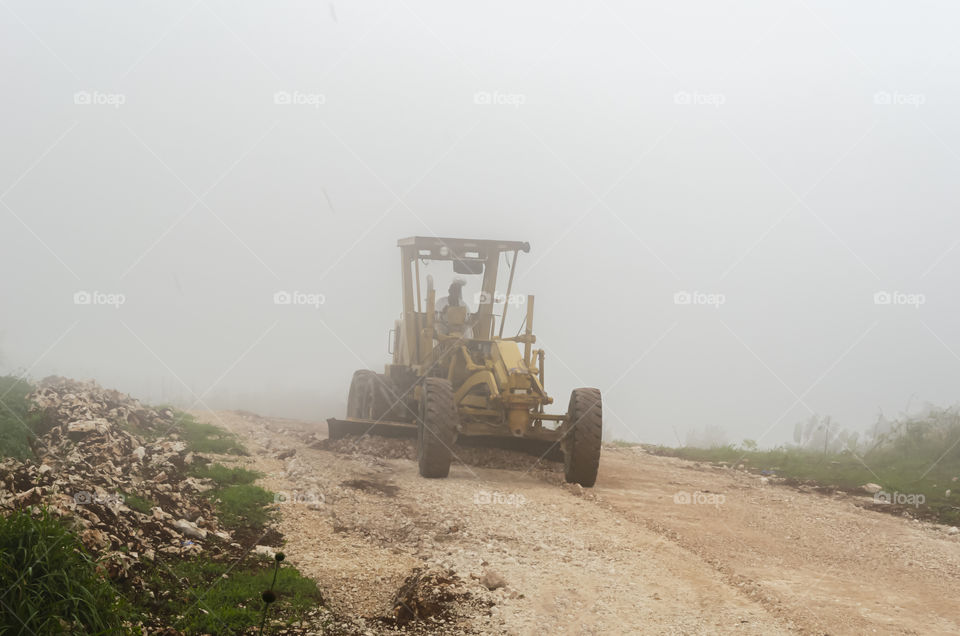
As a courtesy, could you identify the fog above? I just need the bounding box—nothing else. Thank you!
[2,1,959,447]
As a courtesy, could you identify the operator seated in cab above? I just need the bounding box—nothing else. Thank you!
[435,277,474,338]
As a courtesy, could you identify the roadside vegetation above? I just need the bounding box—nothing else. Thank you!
[177,411,247,455]
[130,553,324,634]
[0,379,326,633]
[193,462,275,532]
[0,375,41,459]
[654,407,960,525]
[0,508,126,634]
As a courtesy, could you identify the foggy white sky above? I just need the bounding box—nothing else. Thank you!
[2,1,959,446]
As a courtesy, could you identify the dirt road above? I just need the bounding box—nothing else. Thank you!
[199,411,960,635]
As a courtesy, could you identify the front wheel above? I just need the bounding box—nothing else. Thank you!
[417,378,457,478]
[562,387,602,487]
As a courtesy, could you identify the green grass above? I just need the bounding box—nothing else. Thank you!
[0,376,42,459]
[189,463,273,531]
[655,412,960,525]
[212,485,275,530]
[175,412,247,455]
[120,491,156,515]
[189,463,262,487]
[130,553,323,634]
[0,509,127,634]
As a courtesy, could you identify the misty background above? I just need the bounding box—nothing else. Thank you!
[2,1,959,447]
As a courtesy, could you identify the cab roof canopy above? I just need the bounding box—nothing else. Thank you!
[397,236,530,260]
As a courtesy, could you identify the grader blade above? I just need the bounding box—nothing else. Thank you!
[326,417,416,440]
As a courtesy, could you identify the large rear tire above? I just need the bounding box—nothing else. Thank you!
[417,378,457,478]
[335,370,381,440]
[562,388,602,487]
[346,370,376,420]
[346,370,401,420]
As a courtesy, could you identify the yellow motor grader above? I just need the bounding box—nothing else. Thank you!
[327,237,602,487]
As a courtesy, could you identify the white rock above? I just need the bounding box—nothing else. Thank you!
[861,483,883,494]
[254,544,276,559]
[173,519,207,540]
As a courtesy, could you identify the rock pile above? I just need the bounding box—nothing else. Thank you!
[0,377,232,587]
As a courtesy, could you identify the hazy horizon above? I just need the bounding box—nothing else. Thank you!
[3,1,960,447]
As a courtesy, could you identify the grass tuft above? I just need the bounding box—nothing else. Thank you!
[120,491,156,515]
[0,509,125,634]
[174,412,247,455]
[213,485,275,530]
[190,462,262,487]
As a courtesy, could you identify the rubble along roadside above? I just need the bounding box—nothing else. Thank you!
[0,376,332,634]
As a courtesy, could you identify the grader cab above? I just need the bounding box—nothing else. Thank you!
[328,237,602,487]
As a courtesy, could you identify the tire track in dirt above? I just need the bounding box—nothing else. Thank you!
[594,448,960,635]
